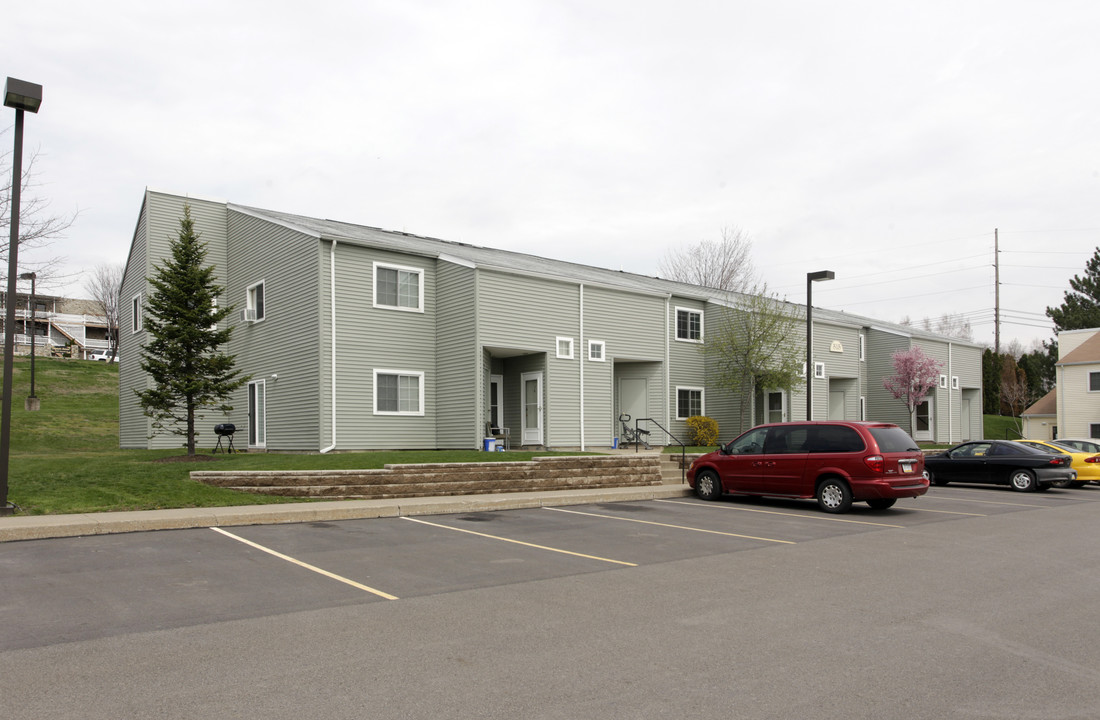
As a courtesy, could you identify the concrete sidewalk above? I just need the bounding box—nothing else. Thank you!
[0,483,693,543]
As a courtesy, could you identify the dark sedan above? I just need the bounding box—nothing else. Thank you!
[923,440,1076,492]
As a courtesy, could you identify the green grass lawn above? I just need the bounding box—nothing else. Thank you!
[5,358,584,516]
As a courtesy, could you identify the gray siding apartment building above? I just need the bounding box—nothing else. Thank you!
[119,189,983,451]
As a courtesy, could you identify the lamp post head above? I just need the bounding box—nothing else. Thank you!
[18,272,36,281]
[808,270,835,283]
[4,78,43,113]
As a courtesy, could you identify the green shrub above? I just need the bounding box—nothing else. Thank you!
[685,415,719,446]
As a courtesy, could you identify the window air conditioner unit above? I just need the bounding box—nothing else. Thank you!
[240,309,256,322]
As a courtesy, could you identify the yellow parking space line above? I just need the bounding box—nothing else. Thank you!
[210,527,399,600]
[654,499,905,528]
[401,517,637,566]
[544,506,796,544]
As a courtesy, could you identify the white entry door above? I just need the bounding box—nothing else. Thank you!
[765,390,786,424]
[521,372,543,445]
[620,377,648,431]
[829,390,845,420]
[914,399,933,441]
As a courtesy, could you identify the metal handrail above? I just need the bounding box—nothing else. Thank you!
[635,416,687,484]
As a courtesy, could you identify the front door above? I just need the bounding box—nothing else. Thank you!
[766,390,786,424]
[619,377,648,436]
[914,399,933,441]
[521,372,543,445]
[829,390,845,420]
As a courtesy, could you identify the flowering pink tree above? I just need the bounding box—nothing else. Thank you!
[883,347,944,414]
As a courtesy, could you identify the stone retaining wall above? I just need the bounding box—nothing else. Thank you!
[191,455,663,500]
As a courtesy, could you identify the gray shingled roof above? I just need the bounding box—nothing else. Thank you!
[231,202,980,348]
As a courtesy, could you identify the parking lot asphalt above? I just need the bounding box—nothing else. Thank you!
[0,483,694,542]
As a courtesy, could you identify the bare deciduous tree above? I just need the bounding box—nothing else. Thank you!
[658,227,758,292]
[1,130,77,282]
[916,313,974,342]
[85,263,124,359]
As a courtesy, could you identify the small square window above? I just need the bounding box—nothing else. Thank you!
[814,362,825,379]
[951,376,959,390]
[589,340,605,362]
[1090,372,1100,393]
[556,337,574,359]
[939,374,948,389]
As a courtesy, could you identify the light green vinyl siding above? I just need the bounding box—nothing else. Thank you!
[866,329,912,429]
[583,285,665,446]
[329,245,436,449]
[478,271,578,447]
[120,191,229,449]
[224,210,321,450]
[436,261,478,448]
[118,197,148,448]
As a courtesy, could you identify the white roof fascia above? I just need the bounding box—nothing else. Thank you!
[437,253,476,269]
[869,324,912,338]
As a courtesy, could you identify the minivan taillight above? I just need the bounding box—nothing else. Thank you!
[864,455,885,473]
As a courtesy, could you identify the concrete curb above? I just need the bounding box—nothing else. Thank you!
[0,484,693,543]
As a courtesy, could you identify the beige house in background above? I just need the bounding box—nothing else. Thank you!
[1021,328,1100,440]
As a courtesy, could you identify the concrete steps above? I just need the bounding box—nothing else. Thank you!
[192,455,664,501]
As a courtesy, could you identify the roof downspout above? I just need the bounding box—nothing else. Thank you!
[579,283,585,451]
[320,239,338,453]
[948,342,954,444]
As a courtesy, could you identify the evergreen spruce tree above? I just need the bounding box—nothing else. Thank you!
[137,205,249,455]
[1046,247,1100,333]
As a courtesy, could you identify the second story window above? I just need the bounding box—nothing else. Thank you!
[374,262,423,312]
[676,308,702,342]
[246,281,265,322]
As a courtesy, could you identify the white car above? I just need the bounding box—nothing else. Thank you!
[88,348,118,362]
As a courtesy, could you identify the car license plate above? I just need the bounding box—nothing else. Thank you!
[899,460,915,473]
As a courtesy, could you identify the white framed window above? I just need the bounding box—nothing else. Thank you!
[556,337,574,359]
[939,374,948,389]
[1090,372,1100,393]
[675,308,703,342]
[248,380,266,448]
[860,396,866,421]
[676,386,704,419]
[588,340,605,362]
[210,295,219,330]
[859,334,865,362]
[246,281,265,322]
[374,262,424,312]
[1091,423,1100,439]
[952,376,960,390]
[374,369,425,416]
[131,293,142,333]
[814,362,825,379]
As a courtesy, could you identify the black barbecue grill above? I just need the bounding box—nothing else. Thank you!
[214,423,237,453]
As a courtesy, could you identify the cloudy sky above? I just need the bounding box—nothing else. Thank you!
[5,1,1099,349]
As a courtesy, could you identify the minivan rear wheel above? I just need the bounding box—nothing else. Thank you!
[816,478,852,514]
[695,469,722,501]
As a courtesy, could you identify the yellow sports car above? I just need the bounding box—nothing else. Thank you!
[1019,440,1097,486]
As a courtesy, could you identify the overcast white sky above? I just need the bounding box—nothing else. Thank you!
[5,0,1099,349]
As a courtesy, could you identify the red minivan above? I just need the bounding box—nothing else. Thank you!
[686,421,928,513]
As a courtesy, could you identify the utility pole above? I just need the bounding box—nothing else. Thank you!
[994,228,1000,354]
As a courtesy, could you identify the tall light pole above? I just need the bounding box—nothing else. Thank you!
[19,272,38,411]
[806,270,835,421]
[1,77,43,516]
